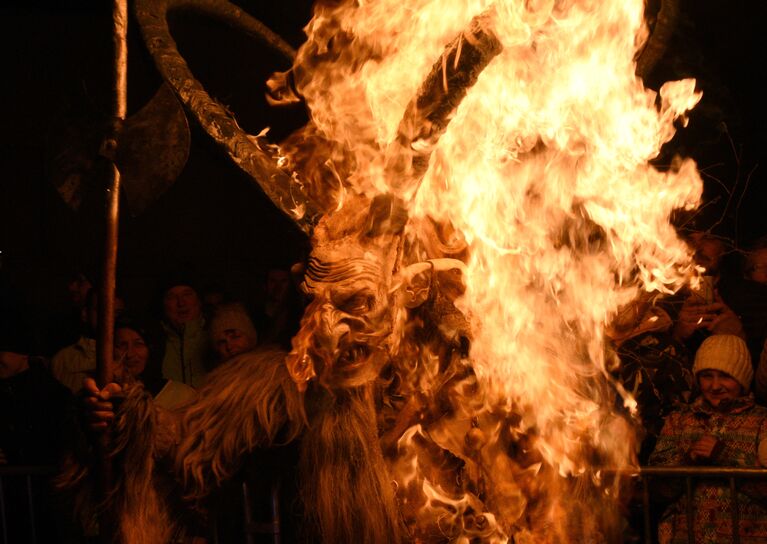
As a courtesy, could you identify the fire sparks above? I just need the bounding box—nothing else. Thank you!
[281,0,702,540]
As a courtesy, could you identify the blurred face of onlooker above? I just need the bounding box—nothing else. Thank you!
[688,232,726,274]
[212,328,255,361]
[746,248,767,284]
[203,290,225,310]
[82,291,125,336]
[163,285,202,330]
[697,369,742,406]
[0,351,29,379]
[266,269,291,304]
[67,273,92,307]
[114,327,149,378]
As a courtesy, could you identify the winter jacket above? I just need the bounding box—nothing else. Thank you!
[649,395,767,543]
[161,317,209,388]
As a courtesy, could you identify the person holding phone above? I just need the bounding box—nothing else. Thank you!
[673,277,745,343]
[672,227,745,346]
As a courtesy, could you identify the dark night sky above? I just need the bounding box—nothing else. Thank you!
[1,0,766,318]
[0,0,315,314]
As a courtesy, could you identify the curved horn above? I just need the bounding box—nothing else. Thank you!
[134,0,321,232]
[635,0,680,80]
[385,10,502,201]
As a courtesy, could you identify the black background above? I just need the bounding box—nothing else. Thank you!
[1,0,765,320]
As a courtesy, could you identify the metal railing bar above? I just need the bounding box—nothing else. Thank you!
[0,477,7,544]
[270,480,281,544]
[617,467,767,544]
[639,466,767,478]
[641,477,651,544]
[26,475,37,544]
[602,466,767,478]
[1,465,764,544]
[212,516,220,544]
[685,477,694,544]
[242,481,255,544]
[730,477,740,544]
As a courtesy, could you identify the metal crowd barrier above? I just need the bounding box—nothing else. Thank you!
[211,480,282,544]
[634,466,767,544]
[0,465,57,544]
[2,465,282,544]
[241,479,281,544]
[4,464,767,543]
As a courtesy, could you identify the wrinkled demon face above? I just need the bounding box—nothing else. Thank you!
[286,195,405,392]
[286,243,397,392]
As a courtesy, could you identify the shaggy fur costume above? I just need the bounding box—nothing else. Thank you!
[63,347,406,543]
[299,385,404,543]
[176,348,306,503]
[58,381,178,543]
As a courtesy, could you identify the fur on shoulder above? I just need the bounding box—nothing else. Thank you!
[177,347,306,500]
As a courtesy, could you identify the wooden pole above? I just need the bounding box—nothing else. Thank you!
[96,1,127,541]
[97,0,128,388]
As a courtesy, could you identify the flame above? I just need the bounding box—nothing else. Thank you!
[285,0,702,540]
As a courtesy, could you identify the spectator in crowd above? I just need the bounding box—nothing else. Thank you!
[42,270,93,357]
[255,266,303,349]
[744,235,767,285]
[111,314,195,410]
[209,302,259,364]
[730,234,767,367]
[649,334,767,543]
[756,343,767,405]
[671,217,745,349]
[200,281,228,317]
[1,308,82,543]
[749,237,767,399]
[72,315,196,540]
[1,314,76,465]
[158,275,209,388]
[51,288,125,393]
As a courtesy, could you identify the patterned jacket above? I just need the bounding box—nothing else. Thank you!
[649,395,767,543]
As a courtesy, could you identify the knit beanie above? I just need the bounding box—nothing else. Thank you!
[209,303,258,346]
[693,334,753,391]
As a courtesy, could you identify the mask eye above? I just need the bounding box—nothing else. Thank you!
[338,294,373,315]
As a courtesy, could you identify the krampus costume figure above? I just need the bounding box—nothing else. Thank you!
[64,194,501,542]
[60,2,510,542]
[62,0,686,541]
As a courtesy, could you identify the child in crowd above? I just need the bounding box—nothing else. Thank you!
[649,334,767,543]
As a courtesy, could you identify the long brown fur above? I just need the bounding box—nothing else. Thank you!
[56,382,178,544]
[57,349,305,543]
[177,348,306,501]
[110,383,176,543]
[61,349,407,543]
[299,384,405,544]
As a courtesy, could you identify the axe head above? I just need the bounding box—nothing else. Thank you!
[47,83,190,215]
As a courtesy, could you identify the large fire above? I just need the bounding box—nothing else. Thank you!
[277,0,702,541]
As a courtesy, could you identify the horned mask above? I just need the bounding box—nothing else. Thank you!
[135,0,678,396]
